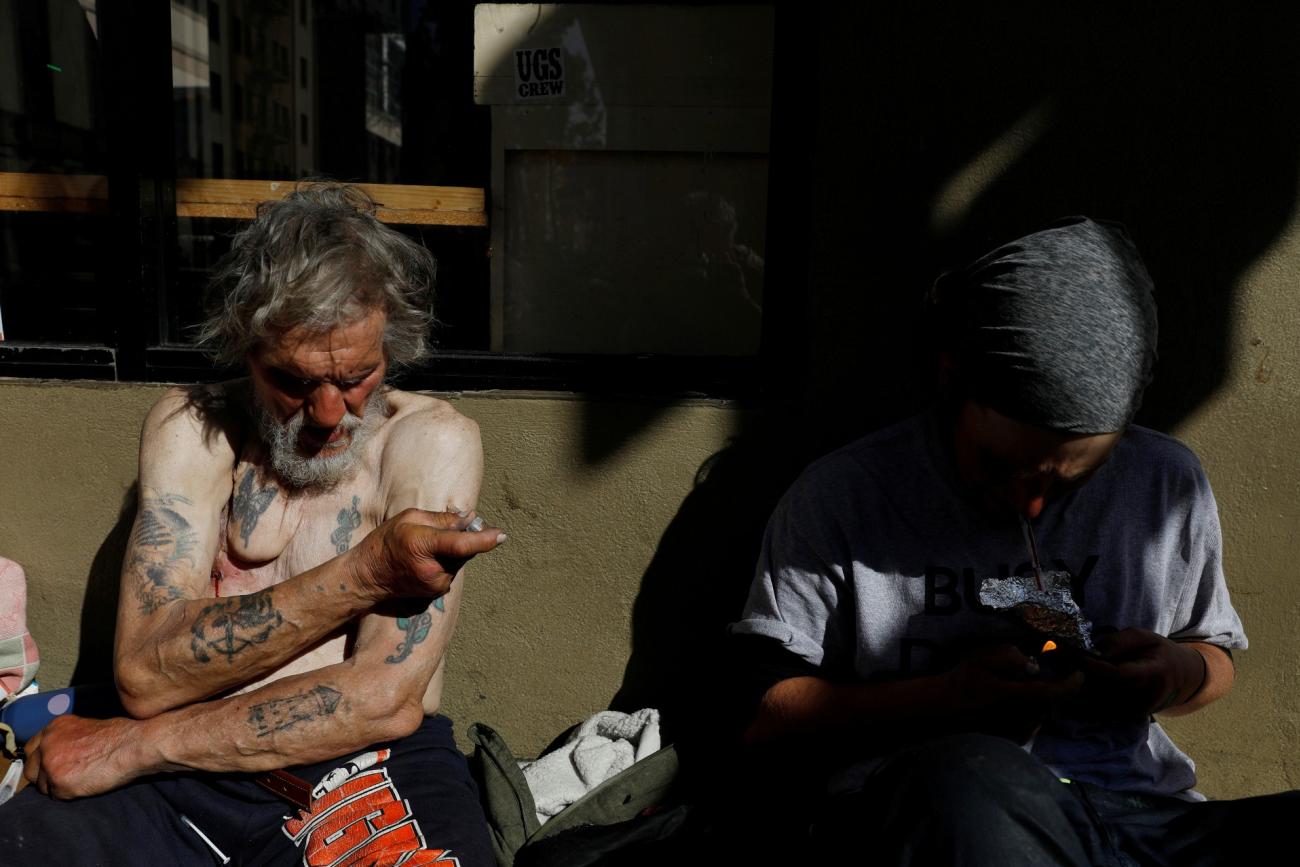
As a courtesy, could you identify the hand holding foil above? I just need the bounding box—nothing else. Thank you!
[1069,628,1210,720]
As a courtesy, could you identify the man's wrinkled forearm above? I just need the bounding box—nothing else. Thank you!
[116,509,493,719]
[128,660,424,777]
[115,552,378,719]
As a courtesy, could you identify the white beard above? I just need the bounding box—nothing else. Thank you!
[256,388,388,490]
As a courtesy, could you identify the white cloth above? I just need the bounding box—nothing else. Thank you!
[521,708,661,824]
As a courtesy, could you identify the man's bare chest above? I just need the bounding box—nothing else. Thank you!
[212,461,383,596]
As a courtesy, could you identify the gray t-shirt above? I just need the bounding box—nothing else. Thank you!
[731,412,1246,798]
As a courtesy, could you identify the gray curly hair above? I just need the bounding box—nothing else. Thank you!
[196,182,436,369]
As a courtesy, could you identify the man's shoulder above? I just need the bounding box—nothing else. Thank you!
[142,382,246,461]
[797,415,932,489]
[375,391,483,513]
[780,414,933,516]
[1115,425,1210,486]
[378,390,481,466]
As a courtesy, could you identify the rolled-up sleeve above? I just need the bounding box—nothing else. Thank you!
[730,464,856,670]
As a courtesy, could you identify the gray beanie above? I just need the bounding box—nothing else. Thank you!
[933,217,1158,434]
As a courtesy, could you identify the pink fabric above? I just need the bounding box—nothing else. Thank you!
[0,558,39,699]
[0,558,27,641]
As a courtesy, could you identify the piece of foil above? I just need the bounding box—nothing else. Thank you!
[978,570,1094,652]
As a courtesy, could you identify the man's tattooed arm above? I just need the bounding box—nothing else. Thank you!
[117,487,377,716]
[123,662,421,775]
[385,609,434,664]
[247,684,342,737]
[128,491,200,615]
[191,589,285,664]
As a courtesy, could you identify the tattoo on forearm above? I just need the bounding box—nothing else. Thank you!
[191,589,285,664]
[130,491,199,614]
[248,685,342,737]
[330,495,362,554]
[385,610,433,664]
[232,470,277,547]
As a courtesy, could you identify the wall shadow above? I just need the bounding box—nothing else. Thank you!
[798,2,1300,443]
[69,483,136,687]
[609,421,812,722]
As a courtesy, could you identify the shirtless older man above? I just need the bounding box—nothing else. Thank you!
[2,184,503,865]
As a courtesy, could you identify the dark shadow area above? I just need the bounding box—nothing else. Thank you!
[610,2,1300,823]
[797,2,1300,444]
[609,421,811,723]
[579,397,694,467]
[69,483,136,687]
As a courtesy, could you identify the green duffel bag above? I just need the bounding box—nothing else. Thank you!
[468,722,684,867]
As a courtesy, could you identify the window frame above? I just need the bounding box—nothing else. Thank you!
[0,2,800,400]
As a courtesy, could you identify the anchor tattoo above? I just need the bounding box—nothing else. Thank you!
[191,590,284,664]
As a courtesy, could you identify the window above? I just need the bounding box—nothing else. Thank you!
[0,0,114,365]
[1,3,776,394]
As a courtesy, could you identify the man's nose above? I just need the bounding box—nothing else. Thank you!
[305,384,346,429]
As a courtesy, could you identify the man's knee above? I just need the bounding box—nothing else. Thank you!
[832,735,1074,842]
[878,733,1057,806]
[814,736,1092,865]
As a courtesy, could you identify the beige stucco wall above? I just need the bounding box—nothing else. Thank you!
[2,358,1297,800]
[0,381,740,758]
[0,305,1298,799]
[1154,221,1300,797]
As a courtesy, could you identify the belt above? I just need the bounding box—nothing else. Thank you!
[253,769,313,810]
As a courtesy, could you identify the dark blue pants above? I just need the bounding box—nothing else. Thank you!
[811,734,1300,866]
[0,715,493,866]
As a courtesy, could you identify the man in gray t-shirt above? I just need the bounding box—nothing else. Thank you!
[732,218,1290,865]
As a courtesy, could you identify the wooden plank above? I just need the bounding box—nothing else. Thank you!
[0,172,110,214]
[0,173,485,226]
[176,201,487,226]
[374,207,486,227]
[0,196,108,215]
[175,178,484,213]
[0,172,109,200]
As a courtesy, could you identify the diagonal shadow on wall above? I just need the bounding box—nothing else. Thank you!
[69,484,135,687]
